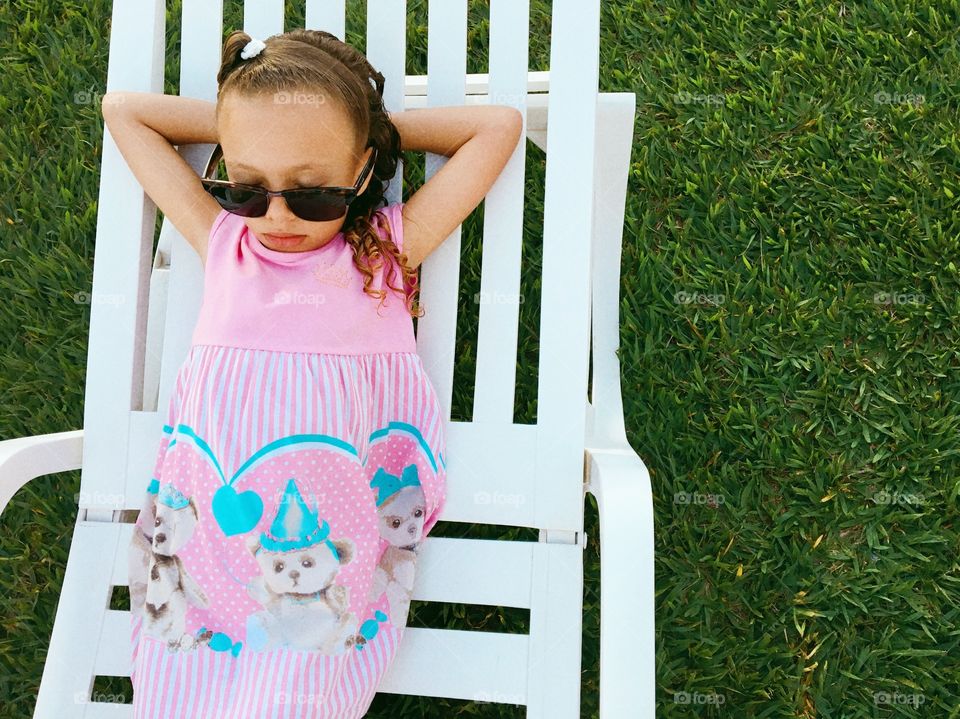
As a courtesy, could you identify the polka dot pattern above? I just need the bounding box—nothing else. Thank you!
[128,345,447,716]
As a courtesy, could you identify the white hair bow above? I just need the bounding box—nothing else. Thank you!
[240,37,266,60]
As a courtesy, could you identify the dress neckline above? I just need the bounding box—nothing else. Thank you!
[246,226,345,264]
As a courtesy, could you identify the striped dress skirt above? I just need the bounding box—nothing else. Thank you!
[127,344,447,718]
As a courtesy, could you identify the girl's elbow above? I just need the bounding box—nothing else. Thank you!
[502,106,523,137]
[100,91,128,119]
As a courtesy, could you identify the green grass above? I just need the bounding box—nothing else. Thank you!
[2,0,960,717]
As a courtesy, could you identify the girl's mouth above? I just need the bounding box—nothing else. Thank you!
[263,233,306,247]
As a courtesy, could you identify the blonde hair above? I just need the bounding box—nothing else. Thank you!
[216,28,423,318]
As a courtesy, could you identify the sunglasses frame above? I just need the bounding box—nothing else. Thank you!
[199,143,378,220]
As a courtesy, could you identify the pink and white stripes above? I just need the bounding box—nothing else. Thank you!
[128,343,447,718]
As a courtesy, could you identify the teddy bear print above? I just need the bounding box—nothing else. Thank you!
[244,478,359,655]
[128,478,160,618]
[366,464,427,629]
[131,481,211,651]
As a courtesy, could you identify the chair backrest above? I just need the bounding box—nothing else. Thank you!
[80,0,601,713]
[86,0,600,543]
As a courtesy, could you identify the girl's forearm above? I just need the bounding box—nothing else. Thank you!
[388,105,521,157]
[103,91,218,146]
[102,92,518,156]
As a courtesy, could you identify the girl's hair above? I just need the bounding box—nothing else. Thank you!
[215,29,423,318]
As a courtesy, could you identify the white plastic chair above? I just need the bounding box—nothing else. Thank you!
[0,0,650,716]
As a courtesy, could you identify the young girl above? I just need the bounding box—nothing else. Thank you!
[103,28,521,718]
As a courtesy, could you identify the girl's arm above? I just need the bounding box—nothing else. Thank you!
[100,92,222,263]
[387,105,523,269]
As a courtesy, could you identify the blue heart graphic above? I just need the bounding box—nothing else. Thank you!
[212,484,264,536]
[161,422,440,539]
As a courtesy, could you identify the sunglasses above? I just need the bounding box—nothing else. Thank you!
[200,143,377,222]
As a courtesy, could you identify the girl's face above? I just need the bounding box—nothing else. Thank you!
[217,92,373,253]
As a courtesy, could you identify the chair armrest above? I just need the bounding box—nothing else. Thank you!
[584,442,656,718]
[0,430,84,519]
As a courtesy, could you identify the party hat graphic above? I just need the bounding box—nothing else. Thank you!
[257,478,340,560]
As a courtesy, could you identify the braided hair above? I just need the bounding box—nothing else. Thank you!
[215,29,422,318]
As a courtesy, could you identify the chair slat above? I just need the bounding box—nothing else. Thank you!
[403,70,551,96]
[413,537,534,607]
[244,0,284,39]
[306,0,346,40]
[124,416,544,526]
[156,0,225,417]
[124,410,163,511]
[95,610,134,677]
[533,0,599,533]
[472,0,530,425]
[366,0,408,206]
[35,523,124,716]
[141,263,168,415]
[180,0,223,100]
[527,537,586,717]
[416,0,468,425]
[76,702,132,718]
[81,0,164,517]
[441,420,539,525]
[112,522,535,609]
[379,627,529,702]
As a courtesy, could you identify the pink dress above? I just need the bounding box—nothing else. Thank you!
[127,202,447,718]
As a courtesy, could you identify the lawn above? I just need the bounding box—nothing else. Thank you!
[1,0,959,717]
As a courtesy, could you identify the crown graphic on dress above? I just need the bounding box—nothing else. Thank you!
[149,480,190,509]
[312,262,352,288]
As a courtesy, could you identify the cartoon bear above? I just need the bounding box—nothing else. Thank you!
[367,464,427,628]
[140,482,210,650]
[128,478,160,617]
[244,478,359,655]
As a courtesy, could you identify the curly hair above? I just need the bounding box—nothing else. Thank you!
[214,28,422,319]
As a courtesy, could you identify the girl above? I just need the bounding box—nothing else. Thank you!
[103,28,521,719]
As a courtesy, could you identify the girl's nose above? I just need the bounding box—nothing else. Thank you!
[264,194,297,223]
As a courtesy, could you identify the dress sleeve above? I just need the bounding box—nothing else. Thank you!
[208,209,231,247]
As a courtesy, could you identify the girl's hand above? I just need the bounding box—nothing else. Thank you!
[388,105,524,269]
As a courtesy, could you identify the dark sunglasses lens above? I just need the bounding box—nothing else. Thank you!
[204,184,267,217]
[286,192,348,222]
